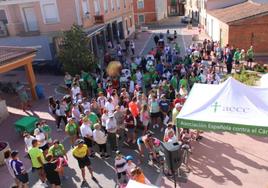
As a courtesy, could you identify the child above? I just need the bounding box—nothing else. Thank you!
[125,155,136,177]
[163,123,175,142]
[152,139,164,164]
[140,104,150,135]
[114,151,127,184]
[130,167,150,185]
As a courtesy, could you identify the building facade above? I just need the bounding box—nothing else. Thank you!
[184,0,246,25]
[0,0,135,61]
[167,0,185,16]
[206,1,268,55]
[133,0,168,25]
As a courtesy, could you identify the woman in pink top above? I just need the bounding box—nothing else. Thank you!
[140,104,150,135]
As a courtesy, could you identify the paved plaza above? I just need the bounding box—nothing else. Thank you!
[0,25,268,188]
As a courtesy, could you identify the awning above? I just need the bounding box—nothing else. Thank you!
[177,78,268,136]
[85,24,105,37]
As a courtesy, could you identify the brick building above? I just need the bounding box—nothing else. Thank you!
[0,0,135,61]
[167,0,185,16]
[133,0,168,25]
[206,1,268,55]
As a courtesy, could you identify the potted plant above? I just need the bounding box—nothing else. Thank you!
[0,141,10,165]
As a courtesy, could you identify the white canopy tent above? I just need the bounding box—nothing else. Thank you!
[177,78,268,136]
[260,73,268,88]
[126,180,158,188]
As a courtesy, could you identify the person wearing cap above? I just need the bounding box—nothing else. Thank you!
[105,113,118,151]
[28,139,47,187]
[80,117,95,158]
[43,154,61,188]
[9,150,29,188]
[65,117,78,147]
[93,123,109,159]
[4,150,20,188]
[72,139,96,184]
[114,151,127,184]
[125,155,136,177]
[172,103,182,125]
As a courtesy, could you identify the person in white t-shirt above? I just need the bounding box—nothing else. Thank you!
[80,117,94,157]
[71,84,81,101]
[106,114,118,151]
[34,128,48,152]
[93,123,109,159]
[105,98,115,113]
[167,130,178,143]
[125,155,136,177]
[81,97,91,112]
[114,151,127,184]
[23,132,35,153]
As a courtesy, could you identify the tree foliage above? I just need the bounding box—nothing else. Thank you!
[59,24,95,75]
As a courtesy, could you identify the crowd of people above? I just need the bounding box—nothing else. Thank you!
[4,28,256,188]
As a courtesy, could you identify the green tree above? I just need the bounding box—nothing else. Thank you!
[59,24,95,75]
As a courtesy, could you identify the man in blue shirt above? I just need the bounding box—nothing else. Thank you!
[10,150,29,188]
[159,94,170,132]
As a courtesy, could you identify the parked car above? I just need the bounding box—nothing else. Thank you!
[181,16,192,24]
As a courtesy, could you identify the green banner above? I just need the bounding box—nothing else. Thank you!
[177,118,268,136]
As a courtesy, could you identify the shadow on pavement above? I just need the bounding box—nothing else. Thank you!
[189,137,268,186]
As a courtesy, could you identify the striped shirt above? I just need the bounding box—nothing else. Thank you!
[10,159,25,175]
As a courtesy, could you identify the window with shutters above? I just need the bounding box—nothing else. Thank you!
[41,1,60,24]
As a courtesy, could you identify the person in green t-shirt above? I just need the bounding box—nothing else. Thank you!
[170,74,178,91]
[233,48,241,72]
[81,70,90,82]
[247,46,254,68]
[28,139,46,185]
[179,76,188,90]
[85,110,99,129]
[143,72,151,88]
[39,121,52,144]
[65,118,78,146]
[152,71,160,83]
[48,140,68,178]
[48,140,66,158]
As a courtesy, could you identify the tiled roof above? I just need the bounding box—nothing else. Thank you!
[0,46,36,66]
[207,1,268,23]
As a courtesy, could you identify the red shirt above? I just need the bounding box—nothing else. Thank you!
[173,98,186,106]
[128,101,139,118]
